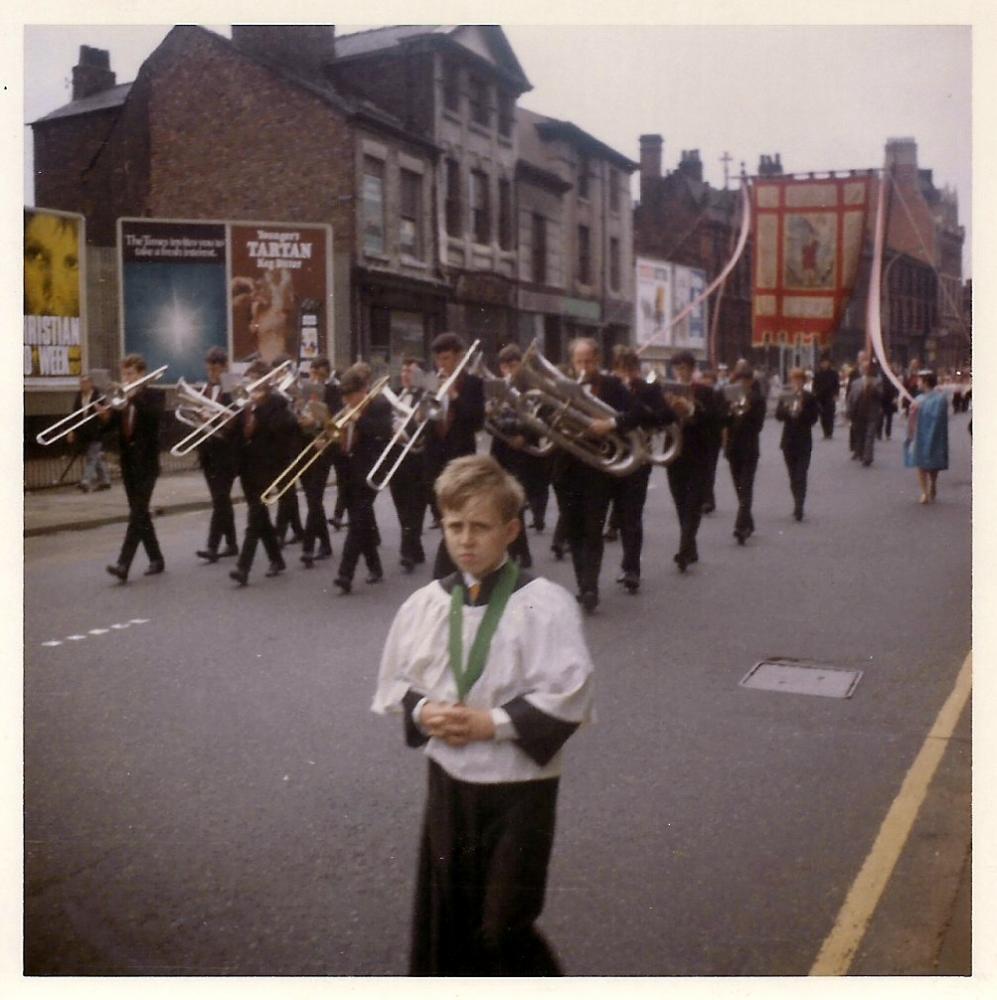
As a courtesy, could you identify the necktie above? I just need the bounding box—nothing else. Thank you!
[244,406,256,439]
[468,582,481,604]
[124,403,135,440]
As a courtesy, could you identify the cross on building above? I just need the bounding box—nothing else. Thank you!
[720,150,733,189]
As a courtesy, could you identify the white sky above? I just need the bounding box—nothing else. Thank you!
[20,19,972,274]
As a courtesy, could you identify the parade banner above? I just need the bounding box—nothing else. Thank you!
[230,223,330,364]
[635,257,672,348]
[24,207,85,383]
[120,219,228,384]
[751,174,872,346]
[119,218,333,381]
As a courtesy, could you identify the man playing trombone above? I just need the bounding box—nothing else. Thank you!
[387,357,429,573]
[100,354,167,583]
[193,347,239,563]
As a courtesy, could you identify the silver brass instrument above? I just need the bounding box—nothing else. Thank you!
[723,382,750,418]
[475,356,555,459]
[170,359,293,456]
[513,340,649,477]
[36,364,168,445]
[174,377,232,429]
[263,374,390,505]
[644,374,687,467]
[778,391,803,418]
[366,340,482,492]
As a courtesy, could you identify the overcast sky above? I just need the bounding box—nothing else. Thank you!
[21,21,972,274]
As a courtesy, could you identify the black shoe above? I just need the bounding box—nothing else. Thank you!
[551,544,564,561]
[301,554,315,569]
[701,502,715,515]
[793,508,804,522]
[196,549,219,563]
[96,482,112,491]
[400,557,414,573]
[334,576,351,594]
[674,552,689,573]
[144,560,165,576]
[734,530,746,545]
[77,483,90,493]
[413,553,426,564]
[314,548,333,561]
[579,590,599,614]
[229,567,249,586]
[219,545,239,558]
[265,560,286,577]
[862,460,872,467]
[286,533,304,546]
[620,572,640,593]
[106,563,128,583]
[366,572,384,585]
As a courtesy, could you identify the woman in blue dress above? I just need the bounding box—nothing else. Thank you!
[904,370,949,504]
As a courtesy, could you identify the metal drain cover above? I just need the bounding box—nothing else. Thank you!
[740,658,862,699]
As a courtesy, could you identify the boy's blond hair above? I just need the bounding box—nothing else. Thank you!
[434,455,524,523]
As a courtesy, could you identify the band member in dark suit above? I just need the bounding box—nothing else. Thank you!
[270,355,305,546]
[724,359,767,544]
[228,362,297,586]
[298,356,342,569]
[662,350,724,572]
[423,332,485,579]
[698,367,724,514]
[775,367,820,521]
[334,365,393,594]
[195,347,239,563]
[101,354,165,582]
[595,345,675,593]
[486,344,536,570]
[552,337,633,613]
[812,351,840,440]
[387,357,429,572]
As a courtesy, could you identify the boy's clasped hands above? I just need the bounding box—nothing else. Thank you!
[420,701,496,746]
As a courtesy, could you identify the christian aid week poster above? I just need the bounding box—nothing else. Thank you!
[119,219,332,382]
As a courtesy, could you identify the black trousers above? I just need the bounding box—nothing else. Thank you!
[389,456,428,565]
[702,439,722,510]
[337,482,382,582]
[201,455,237,551]
[817,398,836,439]
[616,465,652,577]
[728,448,759,535]
[410,760,562,977]
[555,466,612,596]
[275,484,304,540]
[300,459,332,557]
[238,481,282,573]
[782,447,812,515]
[666,457,706,559]
[118,471,163,568]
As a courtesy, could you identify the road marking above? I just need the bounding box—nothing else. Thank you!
[66,635,86,641]
[88,628,110,635]
[40,640,62,647]
[129,618,150,624]
[110,623,130,630]
[39,619,152,648]
[810,650,972,975]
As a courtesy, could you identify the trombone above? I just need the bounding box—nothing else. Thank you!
[170,359,294,457]
[262,374,390,505]
[174,376,233,429]
[366,339,481,492]
[36,365,168,446]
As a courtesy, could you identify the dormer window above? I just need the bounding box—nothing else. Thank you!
[469,76,490,128]
[443,59,459,113]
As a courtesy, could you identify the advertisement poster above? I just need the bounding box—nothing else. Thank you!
[24,207,85,383]
[672,264,708,348]
[120,220,228,384]
[635,257,672,348]
[230,223,330,364]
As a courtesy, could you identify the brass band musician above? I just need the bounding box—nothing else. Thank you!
[774,367,820,521]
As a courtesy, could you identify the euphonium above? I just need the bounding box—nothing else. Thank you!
[475,355,555,459]
[514,340,649,477]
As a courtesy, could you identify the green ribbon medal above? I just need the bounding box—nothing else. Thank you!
[448,560,519,702]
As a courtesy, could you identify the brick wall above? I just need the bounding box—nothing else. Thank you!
[33,109,119,216]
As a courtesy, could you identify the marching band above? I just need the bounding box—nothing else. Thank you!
[39,335,844,603]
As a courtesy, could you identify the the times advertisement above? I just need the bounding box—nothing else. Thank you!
[24,207,86,384]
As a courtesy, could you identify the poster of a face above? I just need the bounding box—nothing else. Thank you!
[230,224,330,364]
[635,258,672,348]
[24,208,85,380]
[120,220,228,384]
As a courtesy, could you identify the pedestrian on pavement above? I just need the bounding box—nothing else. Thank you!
[68,372,111,492]
[100,354,166,583]
[372,455,594,976]
[811,351,840,440]
[194,347,239,563]
[846,363,883,466]
[724,359,766,544]
[904,369,949,504]
[775,367,820,521]
[228,361,296,586]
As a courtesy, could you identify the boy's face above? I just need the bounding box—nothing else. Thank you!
[441,495,520,580]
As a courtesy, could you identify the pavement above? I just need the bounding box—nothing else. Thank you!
[21,418,975,976]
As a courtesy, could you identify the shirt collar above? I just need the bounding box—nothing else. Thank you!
[462,557,509,604]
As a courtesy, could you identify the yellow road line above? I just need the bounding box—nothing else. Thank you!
[810,650,972,975]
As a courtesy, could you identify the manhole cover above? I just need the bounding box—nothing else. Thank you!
[740,658,862,699]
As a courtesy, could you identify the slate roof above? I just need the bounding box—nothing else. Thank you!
[333,25,457,59]
[32,81,132,124]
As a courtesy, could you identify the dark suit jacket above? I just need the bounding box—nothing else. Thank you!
[196,382,236,472]
[343,395,393,486]
[423,371,485,474]
[232,392,297,497]
[672,382,726,465]
[725,381,766,458]
[776,390,820,455]
[110,387,164,482]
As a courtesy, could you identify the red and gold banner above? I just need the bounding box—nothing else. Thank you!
[751,174,872,346]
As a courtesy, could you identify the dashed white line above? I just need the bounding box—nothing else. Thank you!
[39,618,152,648]
[66,635,86,641]
[41,640,62,647]
[88,628,110,635]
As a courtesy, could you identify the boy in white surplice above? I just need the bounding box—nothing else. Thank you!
[372,455,595,975]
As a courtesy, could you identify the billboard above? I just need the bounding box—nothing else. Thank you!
[119,218,333,382]
[24,207,86,384]
[635,257,708,352]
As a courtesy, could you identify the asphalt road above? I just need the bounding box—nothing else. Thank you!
[23,412,972,975]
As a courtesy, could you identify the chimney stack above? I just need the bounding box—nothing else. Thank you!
[232,24,336,79]
[72,46,116,101]
[885,136,919,184]
[678,148,703,182]
[639,133,663,199]
[758,153,784,177]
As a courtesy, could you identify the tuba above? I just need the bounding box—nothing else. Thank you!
[513,340,650,477]
[474,355,555,459]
